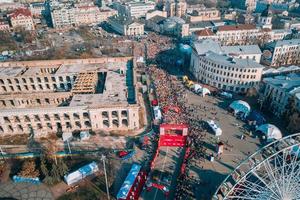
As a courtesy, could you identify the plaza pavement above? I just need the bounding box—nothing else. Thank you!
[0,181,53,200]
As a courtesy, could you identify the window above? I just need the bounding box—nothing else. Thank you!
[112,111,118,118]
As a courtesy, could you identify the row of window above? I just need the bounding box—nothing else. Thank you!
[2,111,129,124]
[202,70,257,79]
[0,83,71,93]
[0,97,67,107]
[0,118,131,133]
[0,76,74,85]
[202,73,256,86]
[198,59,258,73]
[0,120,92,133]
[275,46,300,52]
[3,112,89,123]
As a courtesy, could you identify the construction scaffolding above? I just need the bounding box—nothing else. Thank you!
[71,71,98,94]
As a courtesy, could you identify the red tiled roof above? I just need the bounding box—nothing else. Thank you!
[9,8,32,19]
[218,24,256,31]
[194,29,214,36]
[262,28,272,32]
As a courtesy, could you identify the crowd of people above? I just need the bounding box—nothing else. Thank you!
[146,65,210,199]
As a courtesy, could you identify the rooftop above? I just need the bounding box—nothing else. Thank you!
[69,71,128,106]
[125,1,155,6]
[193,39,222,55]
[189,21,213,28]
[221,45,262,56]
[218,24,257,31]
[0,67,26,77]
[1,62,128,77]
[205,51,264,69]
[108,15,134,26]
[274,39,300,47]
[193,28,215,36]
[263,65,300,75]
[166,16,185,24]
[263,73,300,94]
[9,8,32,18]
[0,60,135,108]
[148,15,166,24]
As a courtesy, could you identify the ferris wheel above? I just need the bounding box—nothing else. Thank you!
[214,132,300,200]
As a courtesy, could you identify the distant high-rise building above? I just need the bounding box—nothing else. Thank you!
[258,4,273,29]
[113,1,156,19]
[164,0,186,17]
[231,0,257,12]
[50,2,116,28]
[262,39,300,67]
[8,8,35,30]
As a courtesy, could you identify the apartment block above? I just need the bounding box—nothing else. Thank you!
[0,58,140,136]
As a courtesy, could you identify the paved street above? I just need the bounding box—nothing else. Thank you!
[183,88,261,199]
[142,146,183,200]
[0,181,53,200]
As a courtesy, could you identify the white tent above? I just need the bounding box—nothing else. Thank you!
[229,100,251,117]
[256,124,282,141]
[220,91,233,99]
[200,87,211,97]
[192,84,202,93]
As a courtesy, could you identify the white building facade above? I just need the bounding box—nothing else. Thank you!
[0,58,140,136]
[262,74,300,117]
[263,39,300,67]
[190,46,264,93]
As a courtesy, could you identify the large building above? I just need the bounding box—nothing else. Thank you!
[164,0,187,17]
[262,39,300,67]
[257,4,273,29]
[262,73,300,117]
[113,1,155,19]
[146,16,189,37]
[231,0,257,12]
[0,19,10,31]
[108,15,144,36]
[185,7,220,23]
[216,24,261,45]
[0,58,140,136]
[221,45,262,63]
[29,2,45,17]
[50,3,116,28]
[190,40,264,93]
[8,8,35,30]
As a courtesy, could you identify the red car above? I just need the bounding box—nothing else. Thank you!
[118,151,129,158]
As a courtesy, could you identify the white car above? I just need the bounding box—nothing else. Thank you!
[206,120,222,136]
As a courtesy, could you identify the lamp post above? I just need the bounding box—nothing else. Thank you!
[0,146,6,161]
[101,154,110,200]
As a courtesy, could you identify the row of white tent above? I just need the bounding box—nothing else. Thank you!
[191,84,211,97]
[228,100,282,141]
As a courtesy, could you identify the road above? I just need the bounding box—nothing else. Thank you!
[141,146,184,200]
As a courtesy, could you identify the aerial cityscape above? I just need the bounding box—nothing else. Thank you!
[0,0,300,199]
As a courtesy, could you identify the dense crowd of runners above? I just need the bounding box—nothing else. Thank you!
[146,65,210,199]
